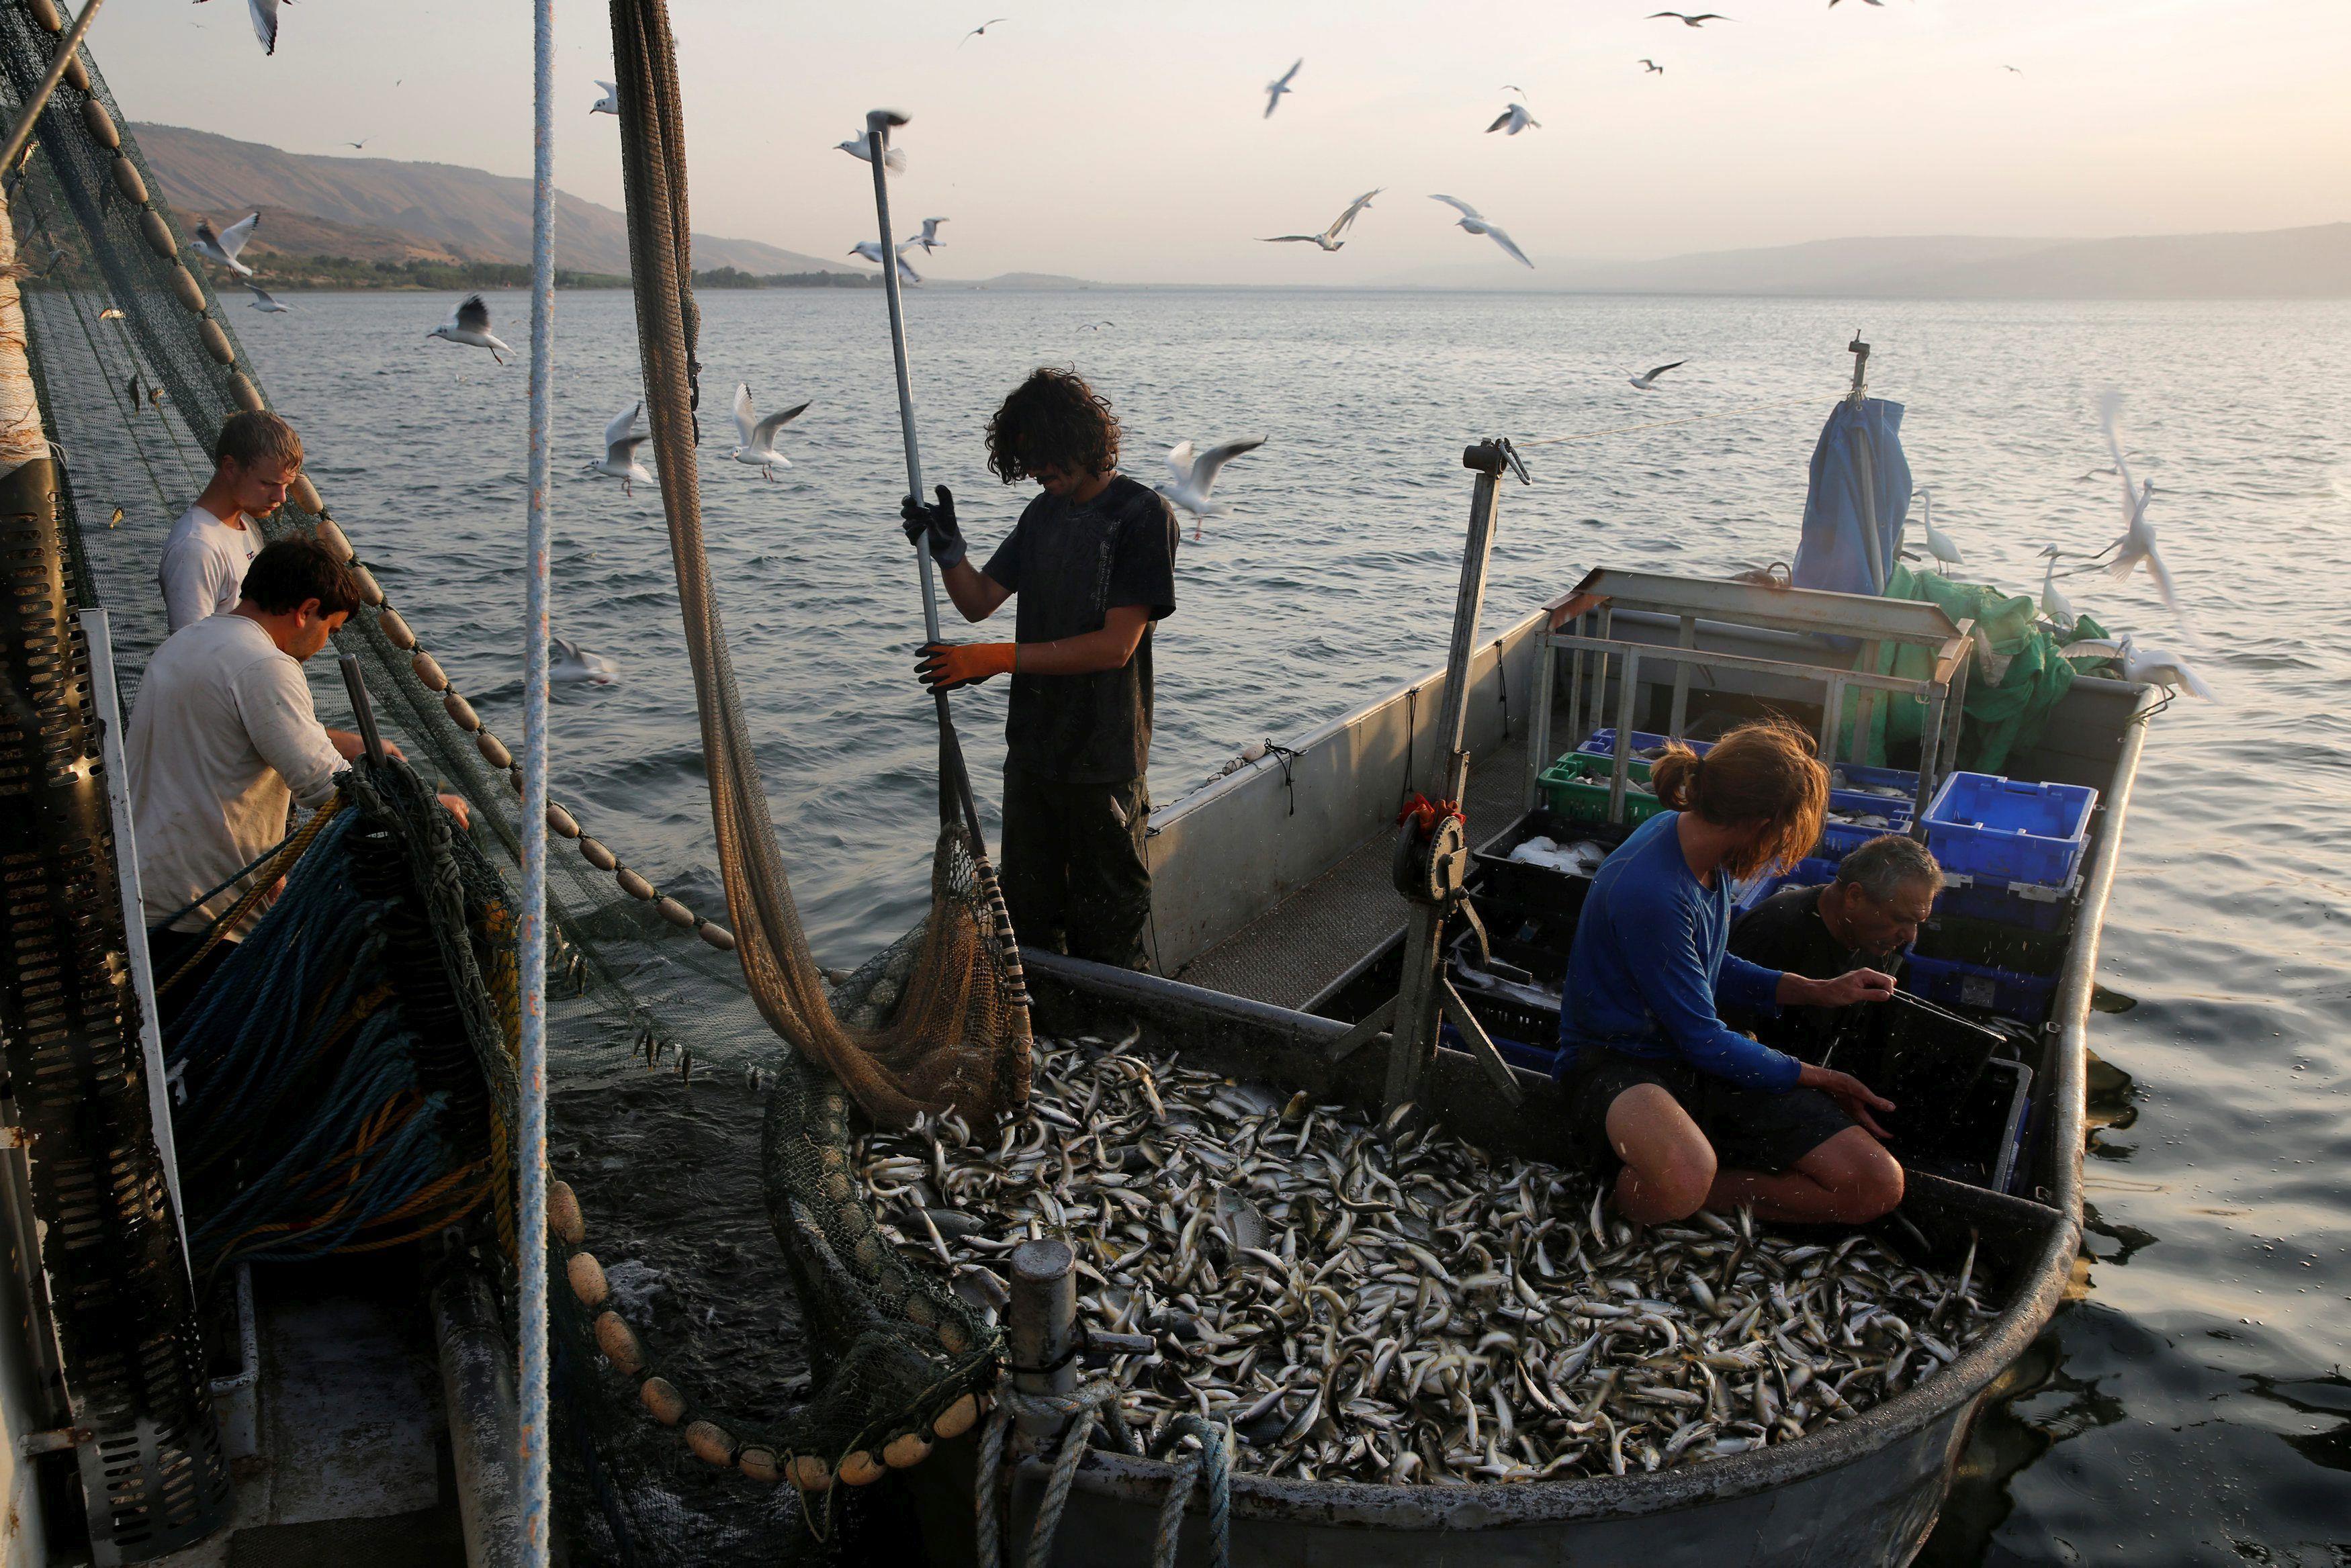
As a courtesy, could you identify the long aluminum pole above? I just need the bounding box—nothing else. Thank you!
[864,110,944,649]
[517,0,556,1561]
[0,0,104,176]
[76,607,189,1273]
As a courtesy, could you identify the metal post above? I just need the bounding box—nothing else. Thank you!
[1525,618,1555,813]
[1382,444,1505,1117]
[518,0,557,1561]
[0,0,104,177]
[76,608,189,1271]
[1008,1238,1076,1437]
[1668,614,1695,739]
[337,655,387,768]
[1607,651,1640,823]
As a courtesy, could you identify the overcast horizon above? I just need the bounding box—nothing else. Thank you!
[91,0,2351,286]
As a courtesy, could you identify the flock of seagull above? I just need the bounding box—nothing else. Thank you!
[178,7,2199,700]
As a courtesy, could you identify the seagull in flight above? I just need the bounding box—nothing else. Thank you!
[1650,11,1731,25]
[2002,64,2023,74]
[1487,95,1540,136]
[1157,437,1267,541]
[191,212,260,278]
[1628,359,1685,390]
[2062,633,2214,700]
[585,402,652,497]
[99,307,126,320]
[728,384,811,481]
[2090,391,2184,622]
[427,294,513,364]
[849,239,922,285]
[910,217,949,254]
[1078,321,1114,331]
[1264,58,1302,119]
[194,0,280,55]
[838,134,907,173]
[345,136,372,151]
[1828,0,1885,7]
[590,81,619,116]
[1640,58,1666,73]
[1429,195,1532,269]
[551,637,620,686]
[1259,189,1380,252]
[244,282,292,314]
[1911,487,1962,571]
[961,17,1008,44]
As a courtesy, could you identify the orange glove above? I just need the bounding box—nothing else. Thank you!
[916,641,1016,693]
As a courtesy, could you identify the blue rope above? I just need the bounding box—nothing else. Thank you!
[169,805,488,1280]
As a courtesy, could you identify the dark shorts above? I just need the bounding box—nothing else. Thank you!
[1561,1046,1855,1181]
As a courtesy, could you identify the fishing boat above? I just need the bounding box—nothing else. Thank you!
[916,447,2151,1564]
[0,1,2159,1560]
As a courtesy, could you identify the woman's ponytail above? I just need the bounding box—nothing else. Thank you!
[1650,743,1704,813]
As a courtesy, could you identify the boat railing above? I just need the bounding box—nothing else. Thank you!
[1531,569,1975,825]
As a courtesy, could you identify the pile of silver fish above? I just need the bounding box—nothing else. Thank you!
[854,1035,1994,1485]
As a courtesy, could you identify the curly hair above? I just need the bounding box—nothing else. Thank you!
[985,367,1121,483]
[1650,720,1829,880]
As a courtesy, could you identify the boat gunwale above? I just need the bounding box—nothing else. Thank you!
[1008,678,2160,1530]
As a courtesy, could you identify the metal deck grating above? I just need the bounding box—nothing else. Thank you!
[1170,757,1527,1011]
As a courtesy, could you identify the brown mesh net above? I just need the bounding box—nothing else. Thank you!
[607,0,1031,1129]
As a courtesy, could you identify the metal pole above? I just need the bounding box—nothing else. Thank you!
[863,109,944,651]
[0,0,105,177]
[1008,1238,1076,1438]
[1382,443,1507,1117]
[76,607,189,1273]
[518,0,557,1561]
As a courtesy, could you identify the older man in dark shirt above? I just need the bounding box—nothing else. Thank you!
[1727,833,1943,1061]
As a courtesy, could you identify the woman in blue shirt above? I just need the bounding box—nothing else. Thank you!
[1559,722,1904,1227]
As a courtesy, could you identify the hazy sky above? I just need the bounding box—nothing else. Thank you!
[95,0,2351,284]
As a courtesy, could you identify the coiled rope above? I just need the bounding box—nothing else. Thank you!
[973,1383,1231,1568]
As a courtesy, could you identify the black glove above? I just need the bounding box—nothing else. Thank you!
[899,485,966,569]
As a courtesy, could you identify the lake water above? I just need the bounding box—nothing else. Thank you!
[42,285,2351,1562]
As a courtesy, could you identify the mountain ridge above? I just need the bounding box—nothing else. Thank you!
[132,122,856,277]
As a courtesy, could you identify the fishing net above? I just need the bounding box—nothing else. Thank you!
[0,5,779,1088]
[5,1,1034,1555]
[606,0,1033,1129]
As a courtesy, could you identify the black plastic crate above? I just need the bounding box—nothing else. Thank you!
[1828,989,2010,1152]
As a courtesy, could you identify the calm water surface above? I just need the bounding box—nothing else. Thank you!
[46,287,2351,1562]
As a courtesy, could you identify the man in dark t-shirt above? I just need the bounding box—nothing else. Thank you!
[1725,833,1943,1061]
[900,369,1179,968]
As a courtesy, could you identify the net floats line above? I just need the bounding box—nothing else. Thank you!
[545,1175,989,1500]
[14,0,737,960]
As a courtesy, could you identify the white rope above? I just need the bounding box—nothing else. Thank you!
[517,0,556,1559]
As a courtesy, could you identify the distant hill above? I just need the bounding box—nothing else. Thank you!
[132,123,854,277]
[1373,225,2351,298]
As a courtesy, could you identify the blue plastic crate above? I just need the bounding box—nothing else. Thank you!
[1732,856,1838,915]
[1579,729,1714,762]
[1924,773,2098,890]
[1936,872,2078,934]
[1903,951,2058,1024]
[1818,809,1912,862]
[1828,762,1921,804]
[1440,1023,1563,1078]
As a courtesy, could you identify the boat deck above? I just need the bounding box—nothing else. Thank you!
[1169,755,1523,1011]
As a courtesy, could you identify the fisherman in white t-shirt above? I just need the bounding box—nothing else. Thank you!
[157,409,304,633]
[129,537,470,1027]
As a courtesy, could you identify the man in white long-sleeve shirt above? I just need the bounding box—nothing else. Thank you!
[128,537,468,1025]
[157,410,304,633]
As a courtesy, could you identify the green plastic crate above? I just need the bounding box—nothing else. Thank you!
[1538,752,1667,825]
